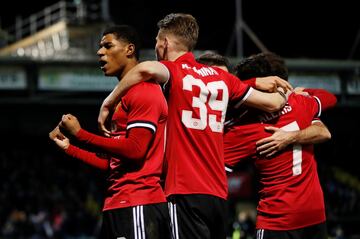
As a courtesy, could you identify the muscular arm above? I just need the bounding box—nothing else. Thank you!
[256,120,331,157]
[243,87,288,113]
[243,76,293,93]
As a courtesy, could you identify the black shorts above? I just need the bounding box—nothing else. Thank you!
[99,202,172,239]
[168,194,227,239]
[256,222,327,239]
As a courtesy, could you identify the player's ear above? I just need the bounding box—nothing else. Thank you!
[164,37,169,48]
[126,43,135,57]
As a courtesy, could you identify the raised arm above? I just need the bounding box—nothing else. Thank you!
[98,61,169,135]
[256,120,331,157]
[243,76,293,93]
[243,87,288,113]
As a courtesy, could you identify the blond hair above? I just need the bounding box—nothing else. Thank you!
[157,13,199,51]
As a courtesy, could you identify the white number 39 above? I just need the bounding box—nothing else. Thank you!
[181,75,229,133]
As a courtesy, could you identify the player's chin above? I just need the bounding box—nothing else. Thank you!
[103,70,111,76]
[101,68,113,77]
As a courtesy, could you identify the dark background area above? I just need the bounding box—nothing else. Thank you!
[1,0,359,60]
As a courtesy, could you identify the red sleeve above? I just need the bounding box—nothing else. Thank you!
[124,82,166,130]
[242,78,256,88]
[65,145,109,170]
[228,73,252,108]
[74,82,165,162]
[304,88,337,111]
[76,127,154,162]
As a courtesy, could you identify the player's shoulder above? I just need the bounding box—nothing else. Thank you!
[288,92,317,108]
[128,80,162,93]
[289,91,315,101]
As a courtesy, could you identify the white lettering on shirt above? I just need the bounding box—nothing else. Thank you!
[182,63,219,77]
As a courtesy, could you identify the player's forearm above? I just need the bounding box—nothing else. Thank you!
[75,128,153,162]
[245,89,287,113]
[293,121,331,144]
[65,145,109,170]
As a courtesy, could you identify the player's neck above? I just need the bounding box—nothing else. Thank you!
[119,60,138,79]
[167,50,188,62]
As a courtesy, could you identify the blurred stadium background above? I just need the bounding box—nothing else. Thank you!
[0,0,359,238]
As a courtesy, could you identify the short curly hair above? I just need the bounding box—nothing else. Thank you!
[234,52,288,81]
[196,52,231,71]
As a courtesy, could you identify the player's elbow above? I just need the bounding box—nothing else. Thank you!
[330,95,338,108]
[248,90,286,113]
[126,150,147,163]
[322,129,331,141]
[317,126,331,142]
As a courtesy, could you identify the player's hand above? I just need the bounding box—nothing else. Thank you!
[293,87,310,96]
[53,135,70,150]
[60,114,81,136]
[49,125,65,140]
[256,126,296,157]
[98,101,112,137]
[255,76,293,93]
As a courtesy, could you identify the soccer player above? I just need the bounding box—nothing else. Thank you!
[97,14,291,239]
[49,25,171,239]
[197,52,291,93]
[224,52,337,239]
[196,52,333,160]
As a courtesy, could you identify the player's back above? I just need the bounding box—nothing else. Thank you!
[161,52,250,199]
[225,92,326,229]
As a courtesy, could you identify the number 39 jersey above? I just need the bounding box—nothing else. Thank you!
[161,53,251,199]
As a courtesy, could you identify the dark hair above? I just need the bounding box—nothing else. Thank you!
[234,52,288,81]
[157,13,199,51]
[196,52,231,71]
[102,25,141,60]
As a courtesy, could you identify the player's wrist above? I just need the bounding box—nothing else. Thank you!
[277,87,288,106]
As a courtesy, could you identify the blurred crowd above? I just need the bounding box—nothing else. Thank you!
[0,140,104,239]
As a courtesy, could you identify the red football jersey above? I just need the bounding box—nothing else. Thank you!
[103,81,168,210]
[224,91,336,229]
[161,53,251,199]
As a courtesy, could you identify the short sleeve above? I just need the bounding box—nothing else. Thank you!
[122,82,167,134]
